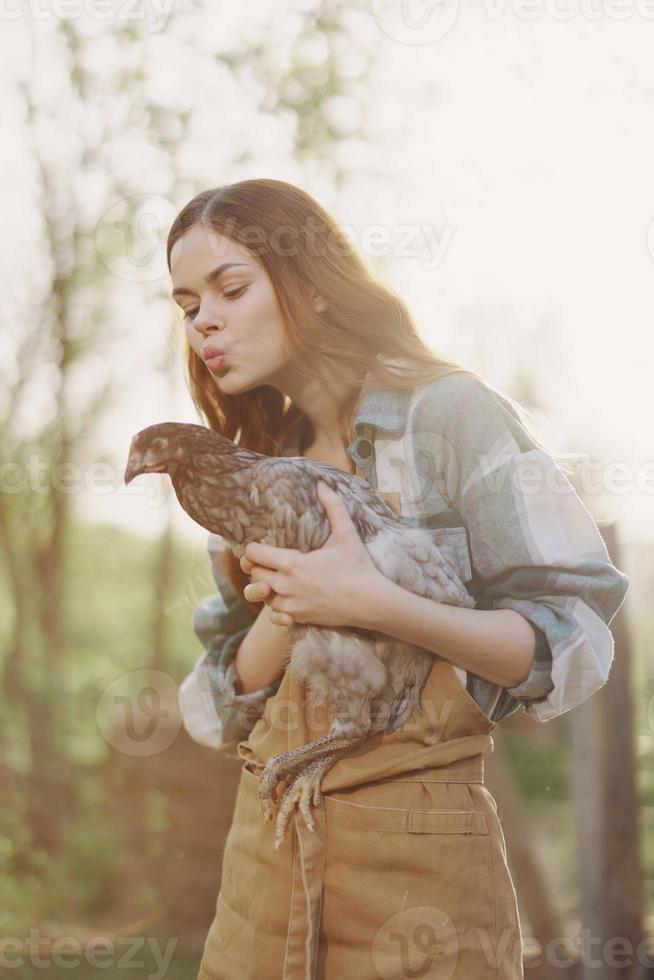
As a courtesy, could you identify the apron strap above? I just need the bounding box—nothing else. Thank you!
[282,806,327,980]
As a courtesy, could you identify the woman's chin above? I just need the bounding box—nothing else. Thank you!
[209,363,232,382]
[212,371,251,395]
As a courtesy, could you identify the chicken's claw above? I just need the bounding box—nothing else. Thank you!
[256,734,368,844]
[261,797,276,823]
[273,755,336,850]
[258,752,295,820]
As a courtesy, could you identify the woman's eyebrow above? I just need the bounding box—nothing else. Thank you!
[172,262,248,298]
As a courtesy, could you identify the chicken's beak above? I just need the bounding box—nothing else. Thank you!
[124,464,139,485]
[124,436,142,485]
[124,457,169,484]
[124,455,144,485]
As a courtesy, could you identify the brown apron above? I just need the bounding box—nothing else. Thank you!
[196,656,524,980]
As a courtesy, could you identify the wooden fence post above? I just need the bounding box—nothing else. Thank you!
[571,521,646,980]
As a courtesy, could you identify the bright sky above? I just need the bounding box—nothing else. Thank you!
[1,1,652,549]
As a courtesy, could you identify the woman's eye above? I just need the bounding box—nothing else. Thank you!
[182,286,246,320]
[223,286,247,301]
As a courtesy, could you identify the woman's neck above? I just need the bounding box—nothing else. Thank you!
[298,417,356,473]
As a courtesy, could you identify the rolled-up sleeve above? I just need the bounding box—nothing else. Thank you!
[415,374,630,723]
[178,533,283,751]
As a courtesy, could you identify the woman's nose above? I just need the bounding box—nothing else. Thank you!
[195,320,220,337]
[194,308,224,336]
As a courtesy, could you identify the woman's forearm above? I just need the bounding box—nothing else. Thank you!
[233,603,293,695]
[353,576,537,689]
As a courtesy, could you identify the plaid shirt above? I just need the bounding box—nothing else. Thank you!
[178,367,630,749]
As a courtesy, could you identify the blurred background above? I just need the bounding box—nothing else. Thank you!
[0,1,651,977]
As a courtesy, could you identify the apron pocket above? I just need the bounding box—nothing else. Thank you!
[319,783,497,977]
[324,795,488,834]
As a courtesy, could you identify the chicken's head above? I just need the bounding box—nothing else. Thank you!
[124,422,187,484]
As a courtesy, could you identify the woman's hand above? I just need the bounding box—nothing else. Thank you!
[240,480,383,628]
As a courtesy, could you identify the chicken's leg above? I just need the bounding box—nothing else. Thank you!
[272,754,336,849]
[258,730,367,816]
[258,730,369,846]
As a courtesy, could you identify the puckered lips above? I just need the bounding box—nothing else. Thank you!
[202,345,228,371]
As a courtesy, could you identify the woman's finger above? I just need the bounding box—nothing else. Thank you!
[240,554,255,575]
[269,610,295,626]
[244,581,271,602]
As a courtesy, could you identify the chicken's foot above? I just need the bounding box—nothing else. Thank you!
[272,754,336,850]
[258,731,367,822]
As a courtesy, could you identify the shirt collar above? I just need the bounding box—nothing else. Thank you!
[353,366,413,434]
[282,358,414,456]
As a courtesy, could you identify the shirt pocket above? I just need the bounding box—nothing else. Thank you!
[424,525,473,584]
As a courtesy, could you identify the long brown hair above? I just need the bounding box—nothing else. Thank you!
[166,178,577,607]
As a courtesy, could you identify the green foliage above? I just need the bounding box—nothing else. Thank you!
[503,730,570,801]
[0,797,50,937]
[0,518,214,933]
[62,520,214,768]
[0,775,126,936]
[60,775,127,915]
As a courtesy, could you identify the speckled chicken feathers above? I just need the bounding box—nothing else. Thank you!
[126,421,476,739]
[243,453,475,735]
[249,454,473,608]
[248,455,393,552]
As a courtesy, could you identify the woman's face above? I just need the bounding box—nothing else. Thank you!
[170,223,291,395]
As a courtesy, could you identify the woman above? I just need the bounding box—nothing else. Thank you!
[170,178,629,979]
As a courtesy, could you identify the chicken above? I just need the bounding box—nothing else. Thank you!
[124,421,475,849]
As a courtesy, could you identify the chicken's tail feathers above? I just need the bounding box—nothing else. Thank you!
[371,645,434,735]
[383,685,423,734]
